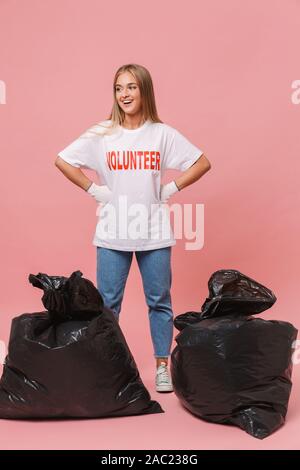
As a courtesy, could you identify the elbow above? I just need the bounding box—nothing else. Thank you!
[201,154,211,171]
[55,156,64,168]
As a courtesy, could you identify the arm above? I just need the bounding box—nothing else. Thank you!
[55,156,92,191]
[174,154,211,191]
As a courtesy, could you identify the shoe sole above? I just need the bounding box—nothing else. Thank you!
[156,385,174,392]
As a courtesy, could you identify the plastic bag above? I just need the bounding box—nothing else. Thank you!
[171,269,297,439]
[0,270,163,419]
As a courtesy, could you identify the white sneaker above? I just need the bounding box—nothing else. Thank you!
[155,362,173,392]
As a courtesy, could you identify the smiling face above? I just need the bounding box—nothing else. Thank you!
[115,71,143,118]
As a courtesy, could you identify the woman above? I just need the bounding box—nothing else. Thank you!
[55,63,211,392]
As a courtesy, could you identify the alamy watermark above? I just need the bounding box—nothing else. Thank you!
[0,338,299,365]
[291,80,300,104]
[95,196,204,250]
[292,339,300,365]
[0,80,6,104]
[0,340,6,365]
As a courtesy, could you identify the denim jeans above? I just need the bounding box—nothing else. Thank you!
[96,246,174,358]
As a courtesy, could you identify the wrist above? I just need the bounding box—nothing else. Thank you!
[174,180,181,191]
[86,181,94,192]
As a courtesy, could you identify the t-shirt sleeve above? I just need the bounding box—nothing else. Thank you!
[162,127,203,171]
[57,134,98,171]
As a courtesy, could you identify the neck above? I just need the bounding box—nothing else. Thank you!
[122,114,146,129]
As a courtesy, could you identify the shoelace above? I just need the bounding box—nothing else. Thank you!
[157,365,171,383]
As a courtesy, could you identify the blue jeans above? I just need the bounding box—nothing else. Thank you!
[96,246,174,358]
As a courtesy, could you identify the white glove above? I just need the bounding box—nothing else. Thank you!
[160,181,179,203]
[86,182,112,204]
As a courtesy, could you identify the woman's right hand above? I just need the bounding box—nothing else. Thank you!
[86,182,112,204]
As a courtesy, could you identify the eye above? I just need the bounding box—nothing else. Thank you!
[115,86,137,92]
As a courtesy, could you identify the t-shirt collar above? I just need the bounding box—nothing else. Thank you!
[119,119,151,134]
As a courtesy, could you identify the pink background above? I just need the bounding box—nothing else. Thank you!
[0,0,299,450]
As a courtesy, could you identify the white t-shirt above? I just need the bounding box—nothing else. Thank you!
[57,119,203,251]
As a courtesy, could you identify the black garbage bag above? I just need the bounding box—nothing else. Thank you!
[171,269,297,439]
[0,270,163,419]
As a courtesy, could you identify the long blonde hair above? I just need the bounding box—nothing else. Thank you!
[80,63,163,138]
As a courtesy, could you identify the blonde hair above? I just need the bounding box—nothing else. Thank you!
[80,63,163,138]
